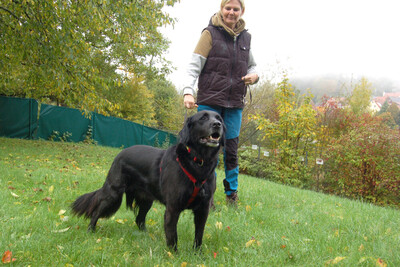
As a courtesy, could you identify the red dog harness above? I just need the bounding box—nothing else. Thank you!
[160,147,207,207]
[176,157,207,207]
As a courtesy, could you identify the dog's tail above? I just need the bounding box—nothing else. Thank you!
[71,189,101,219]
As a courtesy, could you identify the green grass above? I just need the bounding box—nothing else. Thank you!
[1,137,399,266]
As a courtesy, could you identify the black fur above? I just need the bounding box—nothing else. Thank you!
[71,110,225,250]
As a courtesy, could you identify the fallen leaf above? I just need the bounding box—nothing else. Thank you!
[21,233,31,239]
[215,221,222,229]
[42,197,52,202]
[226,226,231,231]
[245,239,255,247]
[377,258,387,267]
[49,185,54,193]
[281,245,287,249]
[8,186,15,190]
[116,219,124,224]
[358,244,364,252]
[60,215,69,222]
[326,256,346,265]
[2,250,16,263]
[181,262,188,267]
[10,192,19,198]
[245,205,251,212]
[213,252,217,258]
[58,209,66,215]
[52,227,71,233]
[167,251,174,259]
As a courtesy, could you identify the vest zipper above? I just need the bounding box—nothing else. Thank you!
[228,35,237,108]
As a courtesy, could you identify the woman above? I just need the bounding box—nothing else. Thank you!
[182,0,259,205]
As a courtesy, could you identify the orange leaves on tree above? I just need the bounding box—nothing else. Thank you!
[2,250,16,264]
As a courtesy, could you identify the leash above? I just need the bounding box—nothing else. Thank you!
[187,84,252,110]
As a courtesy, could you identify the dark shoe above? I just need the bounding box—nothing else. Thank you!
[226,192,238,206]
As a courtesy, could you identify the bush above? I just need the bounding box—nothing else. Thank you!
[238,148,313,189]
[324,113,400,206]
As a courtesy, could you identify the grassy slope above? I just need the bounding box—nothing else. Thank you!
[0,137,399,266]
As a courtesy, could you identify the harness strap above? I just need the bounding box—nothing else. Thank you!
[176,157,207,207]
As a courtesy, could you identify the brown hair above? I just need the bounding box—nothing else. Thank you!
[220,0,245,13]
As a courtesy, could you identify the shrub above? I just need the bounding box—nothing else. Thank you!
[325,113,400,206]
[238,148,313,189]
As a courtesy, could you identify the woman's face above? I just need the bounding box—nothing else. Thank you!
[221,0,243,29]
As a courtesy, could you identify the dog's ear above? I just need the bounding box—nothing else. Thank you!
[178,116,192,144]
[221,122,227,147]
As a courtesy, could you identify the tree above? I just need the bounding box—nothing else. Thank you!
[108,76,156,126]
[240,80,276,147]
[0,0,178,114]
[250,78,317,186]
[378,100,390,114]
[386,103,400,126]
[348,77,373,115]
[146,78,188,133]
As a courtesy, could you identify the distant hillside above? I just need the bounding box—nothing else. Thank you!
[289,74,400,104]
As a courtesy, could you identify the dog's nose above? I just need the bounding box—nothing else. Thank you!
[212,121,222,128]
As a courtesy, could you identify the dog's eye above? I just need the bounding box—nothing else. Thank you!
[200,114,208,121]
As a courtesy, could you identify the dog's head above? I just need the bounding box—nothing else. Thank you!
[179,110,225,148]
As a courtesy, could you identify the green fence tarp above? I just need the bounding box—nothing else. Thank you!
[0,97,38,139]
[0,96,177,148]
[92,113,176,148]
[37,104,91,142]
[93,113,142,148]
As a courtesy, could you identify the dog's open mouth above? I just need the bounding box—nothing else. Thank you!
[200,132,221,147]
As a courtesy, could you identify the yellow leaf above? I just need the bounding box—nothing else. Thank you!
[245,239,255,248]
[215,221,222,230]
[326,256,346,265]
[376,258,387,267]
[167,251,174,258]
[245,205,251,212]
[358,244,364,252]
[49,185,54,193]
[116,219,124,224]
[51,227,71,233]
[58,209,66,215]
[181,262,188,267]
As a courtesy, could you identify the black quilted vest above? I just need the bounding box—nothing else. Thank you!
[197,24,251,108]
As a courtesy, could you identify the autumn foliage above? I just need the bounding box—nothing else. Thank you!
[249,77,400,207]
[324,113,400,205]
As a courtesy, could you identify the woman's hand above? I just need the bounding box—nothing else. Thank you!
[184,94,198,109]
[241,73,259,85]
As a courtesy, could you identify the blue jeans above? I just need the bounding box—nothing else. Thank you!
[198,105,242,195]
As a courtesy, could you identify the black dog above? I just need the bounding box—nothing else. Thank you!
[71,110,224,250]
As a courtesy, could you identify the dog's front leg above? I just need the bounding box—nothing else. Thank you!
[164,205,180,251]
[193,205,210,249]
